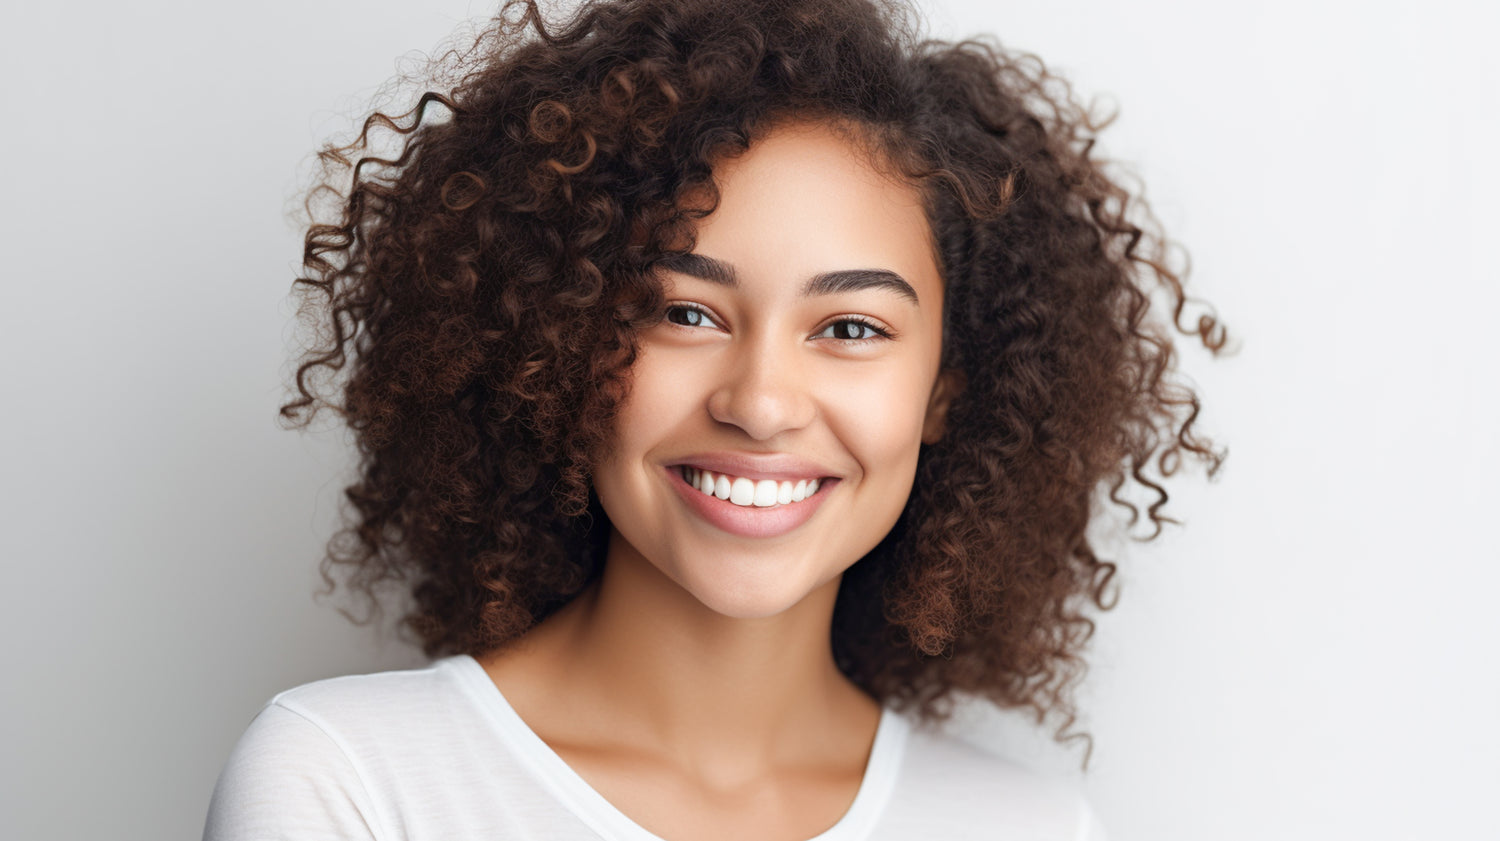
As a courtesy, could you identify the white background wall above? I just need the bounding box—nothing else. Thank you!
[1,1,1494,839]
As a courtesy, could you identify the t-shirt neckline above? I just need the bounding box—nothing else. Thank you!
[448,653,908,841]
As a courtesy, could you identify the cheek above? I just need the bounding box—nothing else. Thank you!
[623,343,700,414]
[821,361,932,475]
[597,344,700,475]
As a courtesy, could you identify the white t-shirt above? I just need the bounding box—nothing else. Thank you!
[203,655,1105,840]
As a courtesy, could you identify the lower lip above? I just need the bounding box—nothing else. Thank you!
[666,466,838,539]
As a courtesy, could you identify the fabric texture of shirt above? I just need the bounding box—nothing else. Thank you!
[203,655,1105,840]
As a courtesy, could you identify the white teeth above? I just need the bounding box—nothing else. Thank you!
[680,467,825,509]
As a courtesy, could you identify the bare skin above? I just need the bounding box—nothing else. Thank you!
[478,552,880,841]
[478,121,959,841]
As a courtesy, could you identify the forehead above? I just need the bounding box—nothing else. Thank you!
[685,121,942,309]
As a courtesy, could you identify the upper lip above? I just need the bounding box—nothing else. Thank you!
[667,452,840,482]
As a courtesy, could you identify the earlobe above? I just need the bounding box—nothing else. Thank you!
[921,368,966,445]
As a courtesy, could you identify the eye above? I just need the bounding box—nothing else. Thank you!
[814,318,893,342]
[662,305,893,343]
[664,303,720,330]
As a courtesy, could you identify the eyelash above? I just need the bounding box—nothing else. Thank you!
[663,303,895,343]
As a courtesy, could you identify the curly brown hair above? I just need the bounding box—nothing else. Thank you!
[283,0,1224,743]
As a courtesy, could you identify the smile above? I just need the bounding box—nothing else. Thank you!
[666,464,837,539]
[678,466,822,508]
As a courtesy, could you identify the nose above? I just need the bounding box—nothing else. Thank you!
[706,333,817,441]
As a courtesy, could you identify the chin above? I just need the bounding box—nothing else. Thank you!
[692,590,808,621]
[674,561,833,621]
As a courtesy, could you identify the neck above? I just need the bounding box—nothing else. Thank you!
[483,528,878,778]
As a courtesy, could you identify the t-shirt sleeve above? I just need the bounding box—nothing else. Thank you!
[202,702,385,841]
[1077,796,1109,841]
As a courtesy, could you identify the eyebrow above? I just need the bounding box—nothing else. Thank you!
[656,252,920,306]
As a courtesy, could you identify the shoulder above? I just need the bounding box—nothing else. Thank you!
[204,699,386,840]
[260,657,467,744]
[204,657,478,841]
[224,656,484,772]
[880,719,1107,841]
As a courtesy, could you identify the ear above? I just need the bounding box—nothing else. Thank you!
[921,368,966,445]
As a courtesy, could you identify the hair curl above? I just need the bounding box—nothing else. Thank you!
[283,0,1225,746]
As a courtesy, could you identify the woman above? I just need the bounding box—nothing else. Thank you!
[205,0,1222,838]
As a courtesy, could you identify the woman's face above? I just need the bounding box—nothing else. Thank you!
[593,120,959,619]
